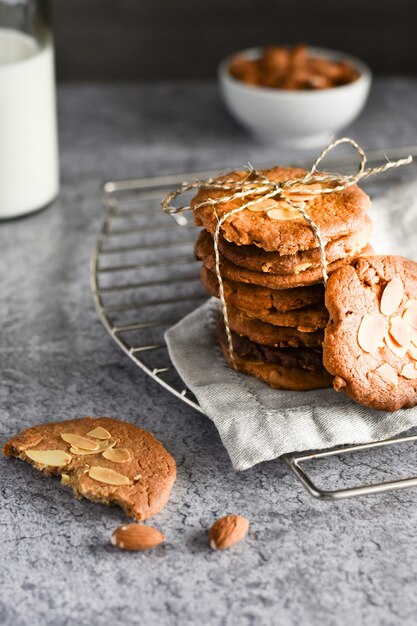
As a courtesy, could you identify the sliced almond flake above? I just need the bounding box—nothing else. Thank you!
[247,198,280,212]
[267,207,301,221]
[285,183,322,202]
[61,433,100,451]
[70,447,94,456]
[102,447,132,463]
[374,363,398,387]
[25,449,72,467]
[380,278,404,316]
[401,363,417,379]
[297,326,317,333]
[292,201,307,210]
[86,427,111,440]
[405,299,417,310]
[411,328,417,348]
[273,199,307,211]
[357,313,388,353]
[293,262,313,273]
[384,330,407,358]
[88,466,131,486]
[285,193,317,202]
[409,345,417,361]
[402,305,417,330]
[100,440,116,451]
[70,441,115,456]
[389,316,412,349]
[276,199,294,208]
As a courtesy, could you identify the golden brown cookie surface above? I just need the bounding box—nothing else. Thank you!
[3,416,176,521]
[323,255,417,411]
[218,333,332,391]
[240,305,328,331]
[228,305,324,348]
[192,167,370,254]
[218,320,325,371]
[201,266,325,312]
[215,217,372,275]
[196,230,372,289]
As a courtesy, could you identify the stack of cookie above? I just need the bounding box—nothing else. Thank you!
[192,166,373,390]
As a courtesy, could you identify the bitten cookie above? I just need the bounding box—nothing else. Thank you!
[3,416,176,521]
[323,255,417,411]
[192,166,370,254]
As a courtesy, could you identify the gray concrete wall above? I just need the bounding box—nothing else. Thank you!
[53,0,417,81]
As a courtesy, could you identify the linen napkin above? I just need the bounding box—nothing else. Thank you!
[165,176,417,470]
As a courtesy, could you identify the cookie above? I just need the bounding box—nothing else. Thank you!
[240,305,328,331]
[196,230,373,289]
[218,319,324,370]
[228,305,324,348]
[3,416,176,521]
[201,266,325,311]
[218,331,332,391]
[192,166,370,254]
[216,216,372,275]
[323,255,417,411]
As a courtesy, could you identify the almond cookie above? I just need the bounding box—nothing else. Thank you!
[196,229,373,289]
[218,329,332,391]
[192,166,370,254]
[215,216,372,275]
[201,266,325,311]
[3,416,176,521]
[228,305,324,348]
[323,255,417,411]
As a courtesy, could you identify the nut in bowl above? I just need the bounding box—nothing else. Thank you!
[219,45,372,148]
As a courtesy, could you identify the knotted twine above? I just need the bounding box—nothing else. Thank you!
[161,137,412,367]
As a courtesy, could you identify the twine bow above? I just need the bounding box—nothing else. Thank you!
[161,137,412,367]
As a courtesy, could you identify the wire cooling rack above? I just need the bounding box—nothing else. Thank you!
[91,148,417,501]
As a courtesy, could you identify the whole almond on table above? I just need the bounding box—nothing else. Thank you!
[111,524,165,551]
[208,514,249,550]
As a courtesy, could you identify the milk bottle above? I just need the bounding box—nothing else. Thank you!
[0,1,59,219]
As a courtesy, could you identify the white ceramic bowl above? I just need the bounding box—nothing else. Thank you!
[219,47,372,148]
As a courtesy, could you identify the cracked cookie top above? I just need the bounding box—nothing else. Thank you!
[192,166,370,254]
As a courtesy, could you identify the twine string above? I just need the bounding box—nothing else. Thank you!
[162,137,412,368]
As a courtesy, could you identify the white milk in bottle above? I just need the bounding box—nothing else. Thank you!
[0,27,59,218]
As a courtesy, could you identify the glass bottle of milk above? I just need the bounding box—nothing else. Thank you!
[0,0,59,219]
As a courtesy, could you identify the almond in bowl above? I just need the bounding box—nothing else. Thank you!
[229,44,360,90]
[219,45,371,148]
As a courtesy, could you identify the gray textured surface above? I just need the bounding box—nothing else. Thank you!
[1,79,417,626]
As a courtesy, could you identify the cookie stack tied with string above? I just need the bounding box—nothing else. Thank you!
[191,163,373,390]
[162,138,413,405]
